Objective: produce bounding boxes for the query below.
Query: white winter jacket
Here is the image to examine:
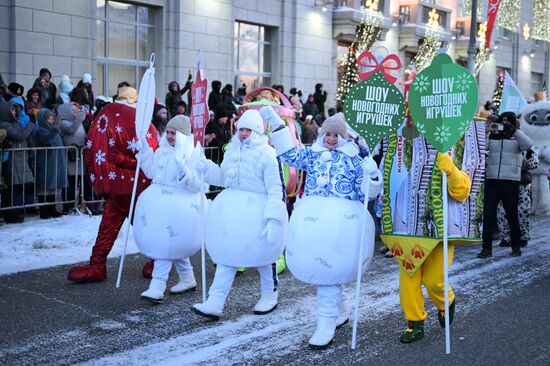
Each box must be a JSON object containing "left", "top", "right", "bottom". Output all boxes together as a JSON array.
[
  {"left": 140, "top": 131, "right": 202, "bottom": 192},
  {"left": 205, "top": 133, "right": 287, "bottom": 224}
]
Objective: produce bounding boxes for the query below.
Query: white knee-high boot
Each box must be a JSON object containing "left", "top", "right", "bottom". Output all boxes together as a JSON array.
[
  {"left": 141, "top": 259, "right": 170, "bottom": 303},
  {"left": 170, "top": 258, "right": 197, "bottom": 294},
  {"left": 254, "top": 263, "right": 278, "bottom": 314},
  {"left": 192, "top": 264, "right": 236, "bottom": 320},
  {"left": 309, "top": 285, "right": 342, "bottom": 349}
]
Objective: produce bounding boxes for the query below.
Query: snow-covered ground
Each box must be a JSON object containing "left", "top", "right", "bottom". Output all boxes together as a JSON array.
[{"left": 0, "top": 214, "right": 139, "bottom": 275}]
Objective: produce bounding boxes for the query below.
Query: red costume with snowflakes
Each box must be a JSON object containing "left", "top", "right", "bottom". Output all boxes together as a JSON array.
[{"left": 67, "top": 96, "right": 159, "bottom": 282}]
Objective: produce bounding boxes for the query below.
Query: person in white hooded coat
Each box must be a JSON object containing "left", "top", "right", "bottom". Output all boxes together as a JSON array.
[
  {"left": 192, "top": 109, "right": 287, "bottom": 319},
  {"left": 134, "top": 115, "right": 204, "bottom": 303},
  {"left": 263, "top": 106, "right": 382, "bottom": 349}
]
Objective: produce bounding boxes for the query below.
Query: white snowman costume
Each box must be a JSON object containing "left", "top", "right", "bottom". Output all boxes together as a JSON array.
[
  {"left": 265, "top": 108, "right": 382, "bottom": 349},
  {"left": 192, "top": 109, "right": 287, "bottom": 319},
  {"left": 134, "top": 115, "right": 204, "bottom": 303}
]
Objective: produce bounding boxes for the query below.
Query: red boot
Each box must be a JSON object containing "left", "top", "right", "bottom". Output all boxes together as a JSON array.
[
  {"left": 67, "top": 196, "right": 129, "bottom": 283},
  {"left": 142, "top": 260, "right": 155, "bottom": 279},
  {"left": 67, "top": 264, "right": 107, "bottom": 282}
]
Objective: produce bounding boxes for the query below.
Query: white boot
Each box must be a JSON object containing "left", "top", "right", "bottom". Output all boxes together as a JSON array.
[
  {"left": 192, "top": 294, "right": 226, "bottom": 320},
  {"left": 309, "top": 316, "right": 337, "bottom": 349},
  {"left": 253, "top": 290, "right": 278, "bottom": 315},
  {"left": 336, "top": 300, "right": 350, "bottom": 328},
  {"left": 140, "top": 279, "right": 166, "bottom": 304},
  {"left": 170, "top": 270, "right": 197, "bottom": 295}
]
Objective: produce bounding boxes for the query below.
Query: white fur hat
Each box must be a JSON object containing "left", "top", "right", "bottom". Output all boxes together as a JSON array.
[{"left": 237, "top": 109, "right": 264, "bottom": 134}]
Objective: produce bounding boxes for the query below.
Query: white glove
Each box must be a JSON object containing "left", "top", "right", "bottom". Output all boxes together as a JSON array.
[
  {"left": 261, "top": 219, "right": 282, "bottom": 246},
  {"left": 196, "top": 157, "right": 210, "bottom": 174},
  {"left": 259, "top": 106, "right": 284, "bottom": 131},
  {"left": 362, "top": 156, "right": 379, "bottom": 179},
  {"left": 176, "top": 156, "right": 187, "bottom": 179},
  {"left": 357, "top": 136, "right": 368, "bottom": 149}
]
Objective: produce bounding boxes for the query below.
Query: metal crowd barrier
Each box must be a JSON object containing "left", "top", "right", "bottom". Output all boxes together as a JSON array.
[
  {"left": 0, "top": 146, "right": 79, "bottom": 211},
  {"left": 0, "top": 145, "right": 222, "bottom": 216}
]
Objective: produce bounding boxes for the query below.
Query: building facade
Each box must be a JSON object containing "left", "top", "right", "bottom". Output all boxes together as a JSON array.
[{"left": 0, "top": 0, "right": 548, "bottom": 111}]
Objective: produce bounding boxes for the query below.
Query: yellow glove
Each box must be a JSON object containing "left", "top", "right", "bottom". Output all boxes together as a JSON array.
[{"left": 436, "top": 152, "right": 471, "bottom": 202}]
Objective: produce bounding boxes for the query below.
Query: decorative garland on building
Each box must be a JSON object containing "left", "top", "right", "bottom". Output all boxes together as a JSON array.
[
  {"left": 475, "top": 21, "right": 489, "bottom": 75},
  {"left": 410, "top": 8, "right": 443, "bottom": 72},
  {"left": 496, "top": 0, "right": 520, "bottom": 33},
  {"left": 336, "top": 1, "right": 382, "bottom": 103},
  {"left": 532, "top": 0, "right": 550, "bottom": 41}
]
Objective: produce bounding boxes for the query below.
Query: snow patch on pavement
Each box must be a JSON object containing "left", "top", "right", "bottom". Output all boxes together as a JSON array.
[{"left": 0, "top": 215, "right": 139, "bottom": 275}]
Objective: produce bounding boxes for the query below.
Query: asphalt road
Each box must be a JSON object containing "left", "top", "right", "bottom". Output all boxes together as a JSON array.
[{"left": 1, "top": 217, "right": 549, "bottom": 366}]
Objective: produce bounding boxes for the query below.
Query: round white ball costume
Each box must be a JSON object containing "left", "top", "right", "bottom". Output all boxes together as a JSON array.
[
  {"left": 268, "top": 110, "right": 381, "bottom": 349},
  {"left": 134, "top": 115, "right": 204, "bottom": 302},
  {"left": 192, "top": 109, "right": 287, "bottom": 319}
]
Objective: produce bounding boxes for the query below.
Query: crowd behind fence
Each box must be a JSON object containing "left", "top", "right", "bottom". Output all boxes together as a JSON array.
[{"left": 1, "top": 145, "right": 221, "bottom": 216}]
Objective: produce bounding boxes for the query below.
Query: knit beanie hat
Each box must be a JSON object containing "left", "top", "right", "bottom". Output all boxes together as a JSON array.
[
  {"left": 237, "top": 109, "right": 264, "bottom": 134},
  {"left": 39, "top": 68, "right": 52, "bottom": 78},
  {"left": 166, "top": 114, "right": 191, "bottom": 136},
  {"left": 8, "top": 83, "right": 24, "bottom": 96},
  {"left": 320, "top": 112, "right": 347, "bottom": 138},
  {"left": 82, "top": 73, "right": 92, "bottom": 84}
]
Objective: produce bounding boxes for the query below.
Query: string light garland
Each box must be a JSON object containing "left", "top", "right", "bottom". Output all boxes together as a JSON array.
[
  {"left": 492, "top": 70, "right": 505, "bottom": 109},
  {"left": 336, "top": 1, "right": 382, "bottom": 103},
  {"left": 532, "top": 0, "right": 550, "bottom": 41},
  {"left": 410, "top": 8, "right": 443, "bottom": 72},
  {"left": 496, "top": 0, "right": 520, "bottom": 33},
  {"left": 461, "top": 0, "right": 485, "bottom": 21},
  {"left": 475, "top": 21, "right": 489, "bottom": 75}
]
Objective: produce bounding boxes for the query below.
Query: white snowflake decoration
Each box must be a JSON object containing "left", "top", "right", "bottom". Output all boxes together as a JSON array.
[
  {"left": 95, "top": 150, "right": 106, "bottom": 165},
  {"left": 89, "top": 173, "right": 95, "bottom": 182},
  {"left": 146, "top": 132, "right": 152, "bottom": 139},
  {"left": 415, "top": 122, "right": 427, "bottom": 134},
  {"left": 121, "top": 175, "right": 125, "bottom": 180},
  {"left": 456, "top": 73, "right": 473, "bottom": 92},
  {"left": 97, "top": 115, "right": 109, "bottom": 134},
  {"left": 130, "top": 177, "right": 135, "bottom": 182},
  {"left": 459, "top": 119, "right": 471, "bottom": 132},
  {"left": 115, "top": 125, "right": 123, "bottom": 134},
  {"left": 414, "top": 74, "right": 430, "bottom": 93},
  {"left": 127, "top": 138, "right": 137, "bottom": 152},
  {"left": 108, "top": 171, "right": 116, "bottom": 180},
  {"left": 434, "top": 125, "right": 452, "bottom": 144},
  {"left": 86, "top": 139, "right": 93, "bottom": 149},
  {"left": 108, "top": 138, "right": 115, "bottom": 147}
]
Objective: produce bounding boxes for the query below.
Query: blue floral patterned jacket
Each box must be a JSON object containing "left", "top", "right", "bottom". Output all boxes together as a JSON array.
[{"left": 271, "top": 128, "right": 365, "bottom": 202}]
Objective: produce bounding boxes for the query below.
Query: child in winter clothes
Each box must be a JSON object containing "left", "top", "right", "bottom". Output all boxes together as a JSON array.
[
  {"left": 135, "top": 115, "right": 203, "bottom": 303},
  {"left": 32, "top": 109, "right": 68, "bottom": 219},
  {"left": 192, "top": 109, "right": 287, "bottom": 320},
  {"left": 265, "top": 107, "right": 381, "bottom": 349}
]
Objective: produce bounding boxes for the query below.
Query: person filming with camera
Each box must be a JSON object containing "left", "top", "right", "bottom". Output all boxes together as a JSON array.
[{"left": 478, "top": 112, "right": 533, "bottom": 258}]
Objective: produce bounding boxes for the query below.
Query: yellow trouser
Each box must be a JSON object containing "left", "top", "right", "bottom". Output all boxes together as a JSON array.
[{"left": 399, "top": 242, "right": 455, "bottom": 321}]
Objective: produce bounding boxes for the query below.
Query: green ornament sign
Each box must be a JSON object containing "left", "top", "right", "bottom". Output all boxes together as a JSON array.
[
  {"left": 408, "top": 53, "right": 478, "bottom": 152},
  {"left": 343, "top": 71, "right": 406, "bottom": 151}
]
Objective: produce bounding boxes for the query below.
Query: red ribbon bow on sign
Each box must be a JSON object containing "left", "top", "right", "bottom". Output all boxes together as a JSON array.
[{"left": 357, "top": 51, "right": 401, "bottom": 84}]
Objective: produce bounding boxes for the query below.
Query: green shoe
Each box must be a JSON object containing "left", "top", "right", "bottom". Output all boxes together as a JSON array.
[
  {"left": 276, "top": 254, "right": 286, "bottom": 275},
  {"left": 399, "top": 320, "right": 424, "bottom": 343},
  {"left": 437, "top": 300, "right": 456, "bottom": 328},
  {"left": 237, "top": 267, "right": 247, "bottom": 273}
]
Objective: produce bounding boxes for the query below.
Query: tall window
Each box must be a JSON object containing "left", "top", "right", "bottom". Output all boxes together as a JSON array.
[
  {"left": 234, "top": 22, "right": 272, "bottom": 90},
  {"left": 531, "top": 72, "right": 544, "bottom": 96},
  {"left": 96, "top": 0, "right": 154, "bottom": 97}
]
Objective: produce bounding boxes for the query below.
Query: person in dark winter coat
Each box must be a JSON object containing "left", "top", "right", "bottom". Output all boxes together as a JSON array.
[
  {"left": 0, "top": 73, "right": 7, "bottom": 99},
  {"left": 313, "top": 83, "right": 327, "bottom": 117},
  {"left": 302, "top": 94, "right": 319, "bottom": 121},
  {"left": 221, "top": 84, "right": 236, "bottom": 106},
  {"left": 205, "top": 103, "right": 233, "bottom": 164},
  {"left": 31, "top": 109, "right": 68, "bottom": 219},
  {"left": 165, "top": 76, "right": 192, "bottom": 119},
  {"left": 478, "top": 112, "right": 533, "bottom": 258},
  {"left": 208, "top": 80, "right": 222, "bottom": 112},
  {"left": 75, "top": 73, "right": 95, "bottom": 111},
  {"left": 0, "top": 101, "right": 35, "bottom": 223},
  {"left": 152, "top": 104, "right": 169, "bottom": 136},
  {"left": 33, "top": 68, "right": 57, "bottom": 109}
]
